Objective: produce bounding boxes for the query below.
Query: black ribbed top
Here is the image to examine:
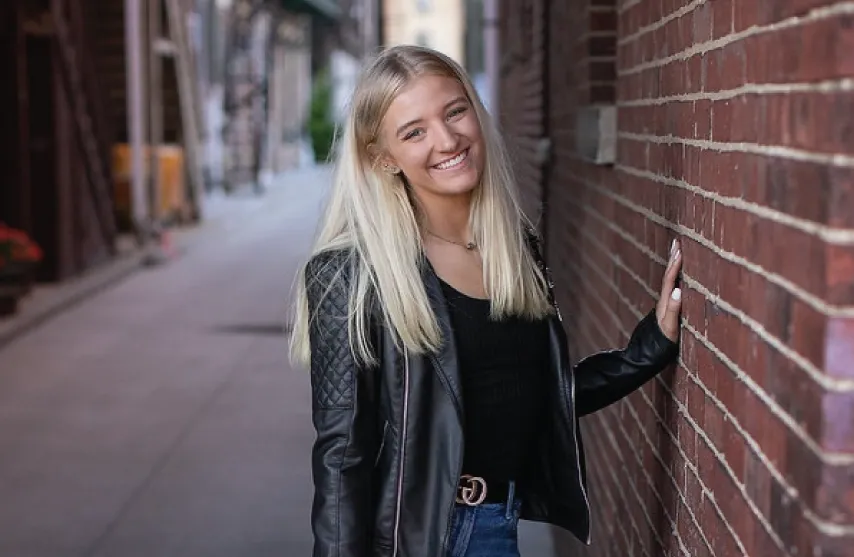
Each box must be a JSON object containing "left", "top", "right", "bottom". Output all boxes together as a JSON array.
[{"left": 439, "top": 277, "right": 550, "bottom": 483}]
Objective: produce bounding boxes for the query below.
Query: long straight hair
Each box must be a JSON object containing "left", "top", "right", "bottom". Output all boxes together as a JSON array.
[{"left": 290, "top": 45, "right": 552, "bottom": 367}]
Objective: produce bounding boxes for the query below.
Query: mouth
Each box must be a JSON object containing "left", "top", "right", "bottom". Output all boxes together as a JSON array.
[{"left": 432, "top": 148, "right": 469, "bottom": 171}]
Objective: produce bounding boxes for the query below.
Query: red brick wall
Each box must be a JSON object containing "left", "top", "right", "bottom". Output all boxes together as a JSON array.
[{"left": 500, "top": 0, "right": 854, "bottom": 555}]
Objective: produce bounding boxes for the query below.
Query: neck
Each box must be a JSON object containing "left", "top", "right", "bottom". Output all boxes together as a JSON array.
[{"left": 415, "top": 191, "right": 473, "bottom": 242}]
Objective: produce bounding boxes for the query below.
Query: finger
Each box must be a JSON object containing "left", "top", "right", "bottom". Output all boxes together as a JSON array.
[
  {"left": 660, "top": 286, "right": 683, "bottom": 342},
  {"left": 657, "top": 240, "right": 682, "bottom": 320},
  {"left": 662, "top": 245, "right": 682, "bottom": 292}
]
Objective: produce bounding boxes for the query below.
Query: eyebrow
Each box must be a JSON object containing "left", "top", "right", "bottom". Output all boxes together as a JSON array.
[{"left": 395, "top": 96, "right": 468, "bottom": 137}]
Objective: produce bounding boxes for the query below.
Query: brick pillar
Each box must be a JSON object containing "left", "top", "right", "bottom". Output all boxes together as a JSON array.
[
  {"left": 498, "top": 0, "right": 547, "bottom": 229},
  {"left": 500, "top": 0, "right": 854, "bottom": 554}
]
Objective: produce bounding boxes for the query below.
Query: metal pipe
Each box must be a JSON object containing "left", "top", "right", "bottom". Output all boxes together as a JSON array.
[
  {"left": 483, "top": 0, "right": 499, "bottom": 114},
  {"left": 149, "top": 0, "right": 163, "bottom": 223},
  {"left": 125, "top": 0, "right": 149, "bottom": 234}
]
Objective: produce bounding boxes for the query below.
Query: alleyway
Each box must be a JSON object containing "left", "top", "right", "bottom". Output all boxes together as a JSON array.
[{"left": 0, "top": 169, "right": 329, "bottom": 557}]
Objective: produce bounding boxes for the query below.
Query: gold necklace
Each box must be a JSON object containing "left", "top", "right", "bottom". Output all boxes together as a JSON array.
[{"left": 426, "top": 230, "right": 478, "bottom": 251}]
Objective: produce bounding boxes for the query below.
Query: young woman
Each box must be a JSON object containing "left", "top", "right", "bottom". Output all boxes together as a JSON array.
[{"left": 290, "top": 45, "right": 683, "bottom": 557}]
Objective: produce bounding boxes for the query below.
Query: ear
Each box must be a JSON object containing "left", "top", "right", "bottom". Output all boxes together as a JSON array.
[{"left": 368, "top": 142, "right": 401, "bottom": 175}]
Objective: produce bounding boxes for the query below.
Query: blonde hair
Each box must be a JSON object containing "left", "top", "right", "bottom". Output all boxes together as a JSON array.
[{"left": 289, "top": 44, "right": 552, "bottom": 366}]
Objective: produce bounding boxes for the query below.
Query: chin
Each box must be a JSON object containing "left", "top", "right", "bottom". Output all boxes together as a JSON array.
[{"left": 431, "top": 171, "right": 481, "bottom": 197}]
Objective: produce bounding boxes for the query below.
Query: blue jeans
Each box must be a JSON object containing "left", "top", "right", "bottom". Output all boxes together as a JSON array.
[{"left": 445, "top": 481, "right": 522, "bottom": 557}]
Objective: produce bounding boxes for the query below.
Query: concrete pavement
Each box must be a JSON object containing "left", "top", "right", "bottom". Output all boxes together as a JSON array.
[
  {"left": 0, "top": 166, "right": 560, "bottom": 557},
  {"left": 0, "top": 167, "right": 328, "bottom": 557}
]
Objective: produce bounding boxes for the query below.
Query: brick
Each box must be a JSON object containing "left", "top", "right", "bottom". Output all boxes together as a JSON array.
[
  {"left": 589, "top": 35, "right": 617, "bottom": 56},
  {"left": 769, "top": 475, "right": 799, "bottom": 550},
  {"left": 824, "top": 167, "right": 854, "bottom": 228},
  {"left": 590, "top": 9, "right": 617, "bottom": 32},
  {"left": 761, "top": 155, "right": 832, "bottom": 226},
  {"left": 711, "top": 0, "right": 733, "bottom": 39},
  {"left": 788, "top": 298, "right": 827, "bottom": 376},
  {"left": 590, "top": 59, "right": 617, "bottom": 81},
  {"left": 732, "top": 0, "right": 763, "bottom": 32},
  {"left": 702, "top": 498, "right": 742, "bottom": 557},
  {"left": 826, "top": 245, "right": 854, "bottom": 305},
  {"left": 744, "top": 448, "right": 772, "bottom": 514},
  {"left": 812, "top": 532, "right": 854, "bottom": 557},
  {"left": 717, "top": 472, "right": 757, "bottom": 555},
  {"left": 721, "top": 412, "right": 747, "bottom": 477}
]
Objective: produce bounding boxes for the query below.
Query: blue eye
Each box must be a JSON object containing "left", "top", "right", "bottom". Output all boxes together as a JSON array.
[
  {"left": 404, "top": 129, "right": 424, "bottom": 140},
  {"left": 448, "top": 106, "right": 467, "bottom": 118}
]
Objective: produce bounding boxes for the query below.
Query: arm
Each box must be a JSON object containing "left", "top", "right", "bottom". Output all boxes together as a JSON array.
[
  {"left": 306, "top": 252, "right": 378, "bottom": 557},
  {"left": 573, "top": 309, "right": 678, "bottom": 417},
  {"left": 574, "top": 239, "right": 683, "bottom": 417}
]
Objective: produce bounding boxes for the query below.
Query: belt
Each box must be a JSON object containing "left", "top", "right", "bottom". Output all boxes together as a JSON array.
[{"left": 455, "top": 475, "right": 514, "bottom": 506}]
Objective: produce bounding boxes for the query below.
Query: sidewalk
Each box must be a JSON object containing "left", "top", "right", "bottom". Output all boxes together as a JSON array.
[
  {"left": 0, "top": 166, "right": 331, "bottom": 349},
  {"left": 0, "top": 236, "right": 150, "bottom": 349},
  {"left": 0, "top": 165, "right": 331, "bottom": 556}
]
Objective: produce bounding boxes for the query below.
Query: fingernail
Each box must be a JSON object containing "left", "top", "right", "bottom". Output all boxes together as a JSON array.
[
  {"left": 671, "top": 287, "right": 682, "bottom": 301},
  {"left": 670, "top": 239, "right": 676, "bottom": 255}
]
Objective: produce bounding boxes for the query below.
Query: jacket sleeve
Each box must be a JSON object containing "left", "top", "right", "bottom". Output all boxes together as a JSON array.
[
  {"left": 573, "top": 309, "right": 679, "bottom": 417},
  {"left": 306, "top": 252, "right": 378, "bottom": 557}
]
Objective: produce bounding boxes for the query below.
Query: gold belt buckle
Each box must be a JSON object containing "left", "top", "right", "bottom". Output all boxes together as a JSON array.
[{"left": 456, "top": 474, "right": 487, "bottom": 506}]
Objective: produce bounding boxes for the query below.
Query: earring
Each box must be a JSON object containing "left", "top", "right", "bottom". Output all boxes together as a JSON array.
[{"left": 383, "top": 164, "right": 400, "bottom": 175}]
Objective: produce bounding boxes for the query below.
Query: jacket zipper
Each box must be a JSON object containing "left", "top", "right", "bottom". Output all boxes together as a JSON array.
[
  {"left": 432, "top": 354, "right": 463, "bottom": 556},
  {"left": 545, "top": 257, "right": 592, "bottom": 544},
  {"left": 392, "top": 350, "right": 410, "bottom": 557},
  {"left": 567, "top": 358, "right": 592, "bottom": 544}
]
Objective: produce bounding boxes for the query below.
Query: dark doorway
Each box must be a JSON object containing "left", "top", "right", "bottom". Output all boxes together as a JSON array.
[
  {"left": 25, "top": 33, "right": 58, "bottom": 281},
  {"left": 0, "top": 3, "right": 23, "bottom": 228}
]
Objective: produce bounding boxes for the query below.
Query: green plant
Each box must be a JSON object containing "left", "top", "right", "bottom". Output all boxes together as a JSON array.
[{"left": 308, "top": 70, "right": 336, "bottom": 163}]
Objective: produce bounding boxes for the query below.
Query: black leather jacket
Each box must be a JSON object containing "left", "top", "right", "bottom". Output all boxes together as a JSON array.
[{"left": 305, "top": 242, "right": 678, "bottom": 557}]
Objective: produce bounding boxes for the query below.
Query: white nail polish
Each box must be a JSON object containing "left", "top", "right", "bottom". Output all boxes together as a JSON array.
[
  {"left": 671, "top": 288, "right": 682, "bottom": 301},
  {"left": 670, "top": 239, "right": 676, "bottom": 255}
]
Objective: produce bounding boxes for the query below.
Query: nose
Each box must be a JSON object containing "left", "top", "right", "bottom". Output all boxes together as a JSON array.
[{"left": 434, "top": 122, "right": 459, "bottom": 152}]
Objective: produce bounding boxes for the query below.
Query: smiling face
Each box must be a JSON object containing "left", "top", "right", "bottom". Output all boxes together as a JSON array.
[{"left": 376, "top": 74, "right": 485, "bottom": 203}]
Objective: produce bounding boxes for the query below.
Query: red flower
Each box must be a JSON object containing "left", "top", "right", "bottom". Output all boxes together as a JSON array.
[{"left": 0, "top": 222, "right": 43, "bottom": 267}]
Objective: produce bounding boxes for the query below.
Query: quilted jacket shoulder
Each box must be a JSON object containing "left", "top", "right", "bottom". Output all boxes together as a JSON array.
[{"left": 304, "top": 248, "right": 358, "bottom": 409}]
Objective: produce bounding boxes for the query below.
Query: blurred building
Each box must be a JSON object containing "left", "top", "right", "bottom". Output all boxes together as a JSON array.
[
  {"left": 0, "top": 0, "right": 378, "bottom": 304},
  {"left": 1, "top": 0, "right": 124, "bottom": 281},
  {"left": 218, "top": 0, "right": 380, "bottom": 188},
  {"left": 381, "top": 0, "right": 464, "bottom": 64}
]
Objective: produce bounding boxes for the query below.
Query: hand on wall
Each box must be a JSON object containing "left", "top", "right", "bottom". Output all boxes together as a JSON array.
[{"left": 656, "top": 238, "right": 683, "bottom": 342}]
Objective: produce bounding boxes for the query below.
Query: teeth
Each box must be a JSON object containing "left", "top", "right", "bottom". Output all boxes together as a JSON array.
[{"left": 436, "top": 150, "right": 467, "bottom": 170}]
